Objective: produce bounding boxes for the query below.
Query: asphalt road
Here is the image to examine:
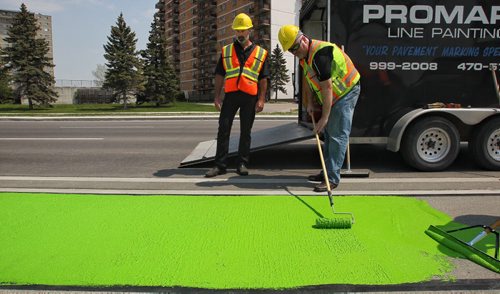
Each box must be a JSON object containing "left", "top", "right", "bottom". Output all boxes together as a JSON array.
[
  {"left": 1, "top": 119, "right": 499, "bottom": 194},
  {"left": 0, "top": 118, "right": 499, "bottom": 289}
]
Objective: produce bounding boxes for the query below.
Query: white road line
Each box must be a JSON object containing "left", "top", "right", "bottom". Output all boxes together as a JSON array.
[
  {"left": 1, "top": 188, "right": 499, "bottom": 196},
  {"left": 0, "top": 116, "right": 295, "bottom": 121},
  {"left": 0, "top": 176, "right": 498, "bottom": 184},
  {"left": 0, "top": 138, "right": 104, "bottom": 141},
  {"left": 60, "top": 126, "right": 155, "bottom": 129}
]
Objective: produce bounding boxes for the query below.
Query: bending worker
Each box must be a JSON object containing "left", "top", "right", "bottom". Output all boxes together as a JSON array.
[
  {"left": 278, "top": 25, "right": 361, "bottom": 192},
  {"left": 205, "top": 13, "right": 269, "bottom": 178}
]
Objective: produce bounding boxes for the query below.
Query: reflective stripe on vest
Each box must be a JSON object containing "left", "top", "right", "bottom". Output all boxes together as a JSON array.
[
  {"left": 222, "top": 44, "right": 268, "bottom": 96},
  {"left": 300, "top": 40, "right": 360, "bottom": 106}
]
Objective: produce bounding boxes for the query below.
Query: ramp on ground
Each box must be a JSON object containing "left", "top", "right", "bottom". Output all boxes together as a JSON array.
[{"left": 180, "top": 122, "right": 313, "bottom": 167}]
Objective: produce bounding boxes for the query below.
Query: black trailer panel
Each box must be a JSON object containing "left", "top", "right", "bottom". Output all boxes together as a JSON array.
[{"left": 300, "top": 0, "right": 500, "bottom": 137}]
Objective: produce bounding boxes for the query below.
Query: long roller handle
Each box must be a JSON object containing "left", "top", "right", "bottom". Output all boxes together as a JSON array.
[
  {"left": 311, "top": 116, "right": 333, "bottom": 204},
  {"left": 311, "top": 115, "right": 355, "bottom": 224}
]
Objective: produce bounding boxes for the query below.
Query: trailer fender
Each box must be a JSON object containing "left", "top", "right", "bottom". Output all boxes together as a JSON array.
[{"left": 387, "top": 108, "right": 500, "bottom": 152}]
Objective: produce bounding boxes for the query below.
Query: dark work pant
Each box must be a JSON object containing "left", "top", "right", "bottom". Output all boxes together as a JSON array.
[{"left": 214, "top": 93, "right": 257, "bottom": 169}]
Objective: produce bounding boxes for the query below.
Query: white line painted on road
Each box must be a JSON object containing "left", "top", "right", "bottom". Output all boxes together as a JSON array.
[
  {"left": 0, "top": 176, "right": 498, "bottom": 184},
  {"left": 60, "top": 126, "right": 155, "bottom": 129},
  {"left": 0, "top": 138, "right": 104, "bottom": 141},
  {"left": 1, "top": 187, "right": 499, "bottom": 196},
  {"left": 0, "top": 116, "right": 295, "bottom": 121}
]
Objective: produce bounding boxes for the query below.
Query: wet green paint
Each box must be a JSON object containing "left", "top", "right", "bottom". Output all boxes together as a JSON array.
[
  {"left": 425, "top": 225, "right": 499, "bottom": 273},
  {"left": 0, "top": 193, "right": 457, "bottom": 289}
]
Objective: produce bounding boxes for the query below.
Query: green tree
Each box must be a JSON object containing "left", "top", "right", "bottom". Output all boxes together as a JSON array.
[
  {"left": 103, "top": 13, "right": 143, "bottom": 109},
  {"left": 140, "top": 13, "right": 179, "bottom": 106},
  {"left": 269, "top": 44, "right": 290, "bottom": 102},
  {"left": 2, "top": 3, "right": 57, "bottom": 109},
  {"left": 0, "top": 59, "right": 13, "bottom": 103}
]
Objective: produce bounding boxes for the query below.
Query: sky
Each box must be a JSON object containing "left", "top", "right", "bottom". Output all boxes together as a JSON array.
[{"left": 0, "top": 0, "right": 158, "bottom": 81}]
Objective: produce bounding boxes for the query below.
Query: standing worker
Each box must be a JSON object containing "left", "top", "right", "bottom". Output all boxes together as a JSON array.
[
  {"left": 205, "top": 13, "right": 269, "bottom": 178},
  {"left": 278, "top": 25, "right": 361, "bottom": 192}
]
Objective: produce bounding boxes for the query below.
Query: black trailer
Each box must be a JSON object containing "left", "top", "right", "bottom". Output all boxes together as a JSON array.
[{"left": 182, "top": 0, "right": 500, "bottom": 171}]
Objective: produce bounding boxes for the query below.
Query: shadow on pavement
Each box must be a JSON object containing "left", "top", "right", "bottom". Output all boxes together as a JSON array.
[
  {"left": 173, "top": 142, "right": 482, "bottom": 174},
  {"left": 194, "top": 174, "right": 315, "bottom": 190}
]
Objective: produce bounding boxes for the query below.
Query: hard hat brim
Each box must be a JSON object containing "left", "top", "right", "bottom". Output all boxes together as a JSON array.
[{"left": 232, "top": 26, "right": 253, "bottom": 30}]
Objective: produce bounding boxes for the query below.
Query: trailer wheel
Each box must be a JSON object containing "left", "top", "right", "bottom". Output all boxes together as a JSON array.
[
  {"left": 401, "top": 117, "right": 460, "bottom": 171},
  {"left": 470, "top": 117, "right": 500, "bottom": 170}
]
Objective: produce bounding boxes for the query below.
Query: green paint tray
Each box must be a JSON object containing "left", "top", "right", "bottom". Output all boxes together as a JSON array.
[{"left": 425, "top": 225, "right": 500, "bottom": 273}]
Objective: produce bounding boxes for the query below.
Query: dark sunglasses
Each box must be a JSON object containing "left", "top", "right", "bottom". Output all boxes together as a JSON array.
[{"left": 288, "top": 42, "right": 300, "bottom": 53}]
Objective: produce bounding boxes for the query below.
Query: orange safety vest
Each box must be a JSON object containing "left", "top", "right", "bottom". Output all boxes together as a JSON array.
[{"left": 222, "top": 43, "right": 268, "bottom": 96}]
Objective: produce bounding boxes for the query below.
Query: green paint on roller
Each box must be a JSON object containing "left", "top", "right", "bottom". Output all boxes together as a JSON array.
[
  {"left": 0, "top": 193, "right": 456, "bottom": 289},
  {"left": 314, "top": 217, "right": 352, "bottom": 229}
]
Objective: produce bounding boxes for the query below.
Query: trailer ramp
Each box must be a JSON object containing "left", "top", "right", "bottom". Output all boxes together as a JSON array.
[{"left": 180, "top": 122, "right": 313, "bottom": 167}]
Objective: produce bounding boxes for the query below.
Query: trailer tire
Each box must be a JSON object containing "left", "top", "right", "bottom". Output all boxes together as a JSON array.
[
  {"left": 470, "top": 117, "right": 500, "bottom": 170},
  {"left": 401, "top": 117, "right": 460, "bottom": 171}
]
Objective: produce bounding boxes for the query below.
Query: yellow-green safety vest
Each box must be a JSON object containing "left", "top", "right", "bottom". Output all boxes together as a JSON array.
[{"left": 300, "top": 40, "right": 360, "bottom": 106}]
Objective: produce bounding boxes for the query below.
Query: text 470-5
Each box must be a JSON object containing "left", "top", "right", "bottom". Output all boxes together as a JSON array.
[
  {"left": 457, "top": 63, "right": 500, "bottom": 71},
  {"left": 369, "top": 62, "right": 438, "bottom": 71}
]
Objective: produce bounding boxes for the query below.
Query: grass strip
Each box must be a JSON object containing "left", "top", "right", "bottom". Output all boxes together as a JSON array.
[{"left": 0, "top": 102, "right": 217, "bottom": 114}]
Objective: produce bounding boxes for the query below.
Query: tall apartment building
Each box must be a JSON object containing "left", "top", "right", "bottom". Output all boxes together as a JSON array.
[
  {"left": 0, "top": 9, "right": 54, "bottom": 78},
  {"left": 157, "top": 0, "right": 276, "bottom": 101}
]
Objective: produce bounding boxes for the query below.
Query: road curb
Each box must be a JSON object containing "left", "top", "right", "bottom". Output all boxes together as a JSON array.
[{"left": 2, "top": 188, "right": 499, "bottom": 196}]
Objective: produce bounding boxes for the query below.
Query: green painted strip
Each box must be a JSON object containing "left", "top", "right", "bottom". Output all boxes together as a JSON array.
[{"left": 0, "top": 193, "right": 460, "bottom": 288}]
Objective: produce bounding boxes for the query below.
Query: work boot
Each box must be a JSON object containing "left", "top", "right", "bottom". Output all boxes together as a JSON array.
[
  {"left": 236, "top": 163, "right": 249, "bottom": 176},
  {"left": 313, "top": 181, "right": 338, "bottom": 192},
  {"left": 307, "top": 171, "right": 324, "bottom": 182},
  {"left": 205, "top": 166, "right": 226, "bottom": 178}
]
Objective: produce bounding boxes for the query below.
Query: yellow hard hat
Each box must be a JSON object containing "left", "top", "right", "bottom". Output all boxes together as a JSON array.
[
  {"left": 232, "top": 13, "right": 253, "bottom": 30},
  {"left": 278, "top": 25, "right": 301, "bottom": 51}
]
